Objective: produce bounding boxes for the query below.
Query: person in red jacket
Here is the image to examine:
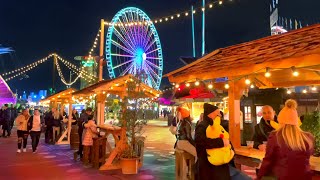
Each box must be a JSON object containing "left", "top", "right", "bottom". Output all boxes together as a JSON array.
[{"left": 257, "top": 99, "right": 314, "bottom": 180}]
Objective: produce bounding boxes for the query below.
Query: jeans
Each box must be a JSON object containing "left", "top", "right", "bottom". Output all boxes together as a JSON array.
[
  {"left": 229, "top": 165, "right": 252, "bottom": 180},
  {"left": 77, "top": 131, "right": 83, "bottom": 157},
  {"left": 17, "top": 130, "right": 29, "bottom": 149},
  {"left": 30, "top": 131, "right": 41, "bottom": 152}
]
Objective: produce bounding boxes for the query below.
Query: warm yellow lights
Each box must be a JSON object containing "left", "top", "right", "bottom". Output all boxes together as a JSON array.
[
  {"left": 245, "top": 78, "right": 251, "bottom": 85},
  {"left": 195, "top": 81, "right": 200, "bottom": 86},
  {"left": 186, "top": 83, "right": 190, "bottom": 87},
  {"left": 265, "top": 67, "right": 271, "bottom": 77},
  {"left": 224, "top": 83, "right": 230, "bottom": 89}
]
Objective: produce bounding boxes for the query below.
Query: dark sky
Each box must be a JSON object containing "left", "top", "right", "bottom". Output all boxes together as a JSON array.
[{"left": 0, "top": 0, "right": 319, "bottom": 94}]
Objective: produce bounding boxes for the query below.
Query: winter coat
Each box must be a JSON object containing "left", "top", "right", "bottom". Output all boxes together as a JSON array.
[
  {"left": 177, "top": 118, "right": 195, "bottom": 146},
  {"left": 258, "top": 131, "right": 314, "bottom": 180},
  {"left": 44, "top": 111, "right": 54, "bottom": 127},
  {"left": 53, "top": 115, "right": 63, "bottom": 127},
  {"left": 195, "top": 118, "right": 230, "bottom": 180},
  {"left": 72, "top": 112, "right": 79, "bottom": 125},
  {"left": 82, "top": 120, "right": 98, "bottom": 146},
  {"left": 16, "top": 114, "right": 30, "bottom": 131},
  {"left": 252, "top": 116, "right": 278, "bottom": 149},
  {"left": 78, "top": 113, "right": 89, "bottom": 134},
  {"left": 27, "top": 115, "right": 44, "bottom": 131}
]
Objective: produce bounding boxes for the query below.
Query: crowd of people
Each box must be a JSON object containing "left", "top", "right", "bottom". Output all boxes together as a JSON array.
[
  {"left": 171, "top": 99, "right": 315, "bottom": 180},
  {"left": 1, "top": 104, "right": 98, "bottom": 159}
]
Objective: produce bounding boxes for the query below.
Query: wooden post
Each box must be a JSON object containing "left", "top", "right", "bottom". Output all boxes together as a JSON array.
[
  {"left": 96, "top": 92, "right": 106, "bottom": 125},
  {"left": 99, "top": 19, "right": 105, "bottom": 82},
  {"left": 228, "top": 78, "right": 246, "bottom": 148}
]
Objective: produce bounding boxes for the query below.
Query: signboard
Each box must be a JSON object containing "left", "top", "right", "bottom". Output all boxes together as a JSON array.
[{"left": 270, "top": 8, "right": 278, "bottom": 28}]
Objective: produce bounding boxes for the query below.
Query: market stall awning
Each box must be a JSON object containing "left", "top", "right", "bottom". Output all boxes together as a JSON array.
[
  {"left": 165, "top": 24, "right": 320, "bottom": 89},
  {"left": 40, "top": 88, "right": 77, "bottom": 103},
  {"left": 0, "top": 75, "right": 16, "bottom": 104},
  {"left": 72, "top": 74, "right": 162, "bottom": 98}
]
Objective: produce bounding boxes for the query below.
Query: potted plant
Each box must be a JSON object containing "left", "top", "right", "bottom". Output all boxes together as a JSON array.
[
  {"left": 300, "top": 111, "right": 320, "bottom": 157},
  {"left": 119, "top": 75, "right": 149, "bottom": 174}
]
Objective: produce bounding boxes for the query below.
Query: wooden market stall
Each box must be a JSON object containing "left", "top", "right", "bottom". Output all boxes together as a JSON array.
[
  {"left": 72, "top": 74, "right": 161, "bottom": 171},
  {"left": 40, "top": 88, "right": 76, "bottom": 145},
  {"left": 165, "top": 24, "right": 320, "bottom": 171}
]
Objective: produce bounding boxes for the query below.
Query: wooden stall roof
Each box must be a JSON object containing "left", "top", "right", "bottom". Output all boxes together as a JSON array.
[
  {"left": 165, "top": 24, "right": 320, "bottom": 88},
  {"left": 72, "top": 74, "right": 162, "bottom": 98},
  {"left": 40, "top": 88, "right": 77, "bottom": 103}
]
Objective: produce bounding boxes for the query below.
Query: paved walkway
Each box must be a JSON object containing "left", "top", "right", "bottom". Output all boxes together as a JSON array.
[{"left": 0, "top": 125, "right": 176, "bottom": 180}]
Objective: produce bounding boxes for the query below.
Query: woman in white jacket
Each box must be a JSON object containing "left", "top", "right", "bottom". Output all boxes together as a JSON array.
[{"left": 15, "top": 109, "right": 31, "bottom": 153}]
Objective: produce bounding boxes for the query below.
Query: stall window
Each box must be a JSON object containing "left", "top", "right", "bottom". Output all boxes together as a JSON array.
[
  {"left": 256, "top": 106, "right": 264, "bottom": 124},
  {"left": 244, "top": 106, "right": 252, "bottom": 123}
]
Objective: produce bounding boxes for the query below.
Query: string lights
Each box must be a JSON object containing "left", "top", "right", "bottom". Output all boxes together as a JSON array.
[
  {"left": 172, "top": 66, "right": 319, "bottom": 94},
  {"left": 4, "top": 54, "right": 54, "bottom": 81},
  {"left": 1, "top": 54, "right": 54, "bottom": 76},
  {"left": 103, "top": 0, "right": 228, "bottom": 26},
  {"left": 55, "top": 58, "right": 82, "bottom": 86},
  {"left": 55, "top": 54, "right": 98, "bottom": 80},
  {"left": 88, "top": 29, "right": 101, "bottom": 58}
]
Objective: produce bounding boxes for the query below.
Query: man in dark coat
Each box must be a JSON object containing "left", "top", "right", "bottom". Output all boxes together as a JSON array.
[
  {"left": 252, "top": 105, "right": 278, "bottom": 150},
  {"left": 195, "top": 103, "right": 230, "bottom": 180},
  {"left": 44, "top": 108, "right": 55, "bottom": 144},
  {"left": 195, "top": 103, "right": 251, "bottom": 180},
  {"left": 75, "top": 107, "right": 92, "bottom": 159},
  {"left": 1, "top": 104, "right": 10, "bottom": 137}
]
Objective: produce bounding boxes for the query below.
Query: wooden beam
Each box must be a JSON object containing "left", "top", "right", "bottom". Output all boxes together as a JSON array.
[
  {"left": 254, "top": 74, "right": 274, "bottom": 89},
  {"left": 272, "top": 80, "right": 320, "bottom": 87},
  {"left": 228, "top": 78, "right": 246, "bottom": 148}
]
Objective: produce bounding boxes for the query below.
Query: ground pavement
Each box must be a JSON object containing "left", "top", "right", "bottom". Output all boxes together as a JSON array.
[{"left": 0, "top": 120, "right": 261, "bottom": 180}]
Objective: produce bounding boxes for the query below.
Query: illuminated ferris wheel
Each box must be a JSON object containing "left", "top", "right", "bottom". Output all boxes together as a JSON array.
[{"left": 105, "top": 7, "right": 163, "bottom": 90}]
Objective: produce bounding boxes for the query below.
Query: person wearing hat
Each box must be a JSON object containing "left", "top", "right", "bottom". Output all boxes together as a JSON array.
[
  {"left": 175, "top": 107, "right": 197, "bottom": 161},
  {"left": 195, "top": 103, "right": 231, "bottom": 180},
  {"left": 195, "top": 103, "right": 251, "bottom": 180},
  {"left": 74, "top": 107, "right": 93, "bottom": 160},
  {"left": 258, "top": 99, "right": 314, "bottom": 180}
]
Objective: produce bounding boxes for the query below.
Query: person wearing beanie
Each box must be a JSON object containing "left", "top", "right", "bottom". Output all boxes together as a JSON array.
[
  {"left": 195, "top": 103, "right": 231, "bottom": 180},
  {"left": 252, "top": 105, "right": 279, "bottom": 151},
  {"left": 175, "top": 107, "right": 197, "bottom": 162},
  {"left": 258, "top": 99, "right": 314, "bottom": 180},
  {"left": 194, "top": 103, "right": 251, "bottom": 180}
]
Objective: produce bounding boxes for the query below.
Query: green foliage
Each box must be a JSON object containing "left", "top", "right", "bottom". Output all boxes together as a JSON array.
[
  {"left": 120, "top": 78, "right": 148, "bottom": 159},
  {"left": 300, "top": 111, "right": 320, "bottom": 156}
]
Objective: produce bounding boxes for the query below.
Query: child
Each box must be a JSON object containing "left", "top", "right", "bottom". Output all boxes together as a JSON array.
[{"left": 82, "top": 115, "right": 98, "bottom": 165}]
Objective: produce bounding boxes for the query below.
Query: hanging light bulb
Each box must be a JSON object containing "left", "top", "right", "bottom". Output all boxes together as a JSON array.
[
  {"left": 311, "top": 86, "right": 317, "bottom": 91},
  {"left": 287, "top": 89, "right": 292, "bottom": 94},
  {"left": 250, "top": 84, "right": 255, "bottom": 88},
  {"left": 208, "top": 83, "right": 213, "bottom": 89},
  {"left": 245, "top": 78, "right": 251, "bottom": 85},
  {"left": 175, "top": 84, "right": 179, "bottom": 88},
  {"left": 195, "top": 81, "right": 200, "bottom": 86},
  {"left": 186, "top": 83, "right": 190, "bottom": 87},
  {"left": 302, "top": 89, "right": 307, "bottom": 93},
  {"left": 265, "top": 67, "right": 271, "bottom": 77},
  {"left": 185, "top": 12, "right": 189, "bottom": 16},
  {"left": 209, "top": 4, "right": 213, "bottom": 8},
  {"left": 291, "top": 66, "right": 299, "bottom": 77},
  {"left": 219, "top": 1, "right": 223, "bottom": 5},
  {"left": 224, "top": 83, "right": 230, "bottom": 89}
]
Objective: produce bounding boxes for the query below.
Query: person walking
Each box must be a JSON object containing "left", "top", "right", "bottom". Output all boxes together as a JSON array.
[
  {"left": 257, "top": 99, "right": 314, "bottom": 180},
  {"left": 1, "top": 104, "right": 11, "bottom": 137},
  {"left": 15, "top": 109, "right": 31, "bottom": 153},
  {"left": 44, "top": 109, "right": 54, "bottom": 144},
  {"left": 28, "top": 109, "right": 43, "bottom": 153}
]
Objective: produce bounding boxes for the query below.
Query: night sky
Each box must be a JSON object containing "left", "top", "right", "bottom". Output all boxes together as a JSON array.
[{"left": 0, "top": 0, "right": 319, "bottom": 95}]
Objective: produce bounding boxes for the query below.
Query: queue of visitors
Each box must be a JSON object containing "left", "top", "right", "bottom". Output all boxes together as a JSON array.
[{"left": 171, "top": 99, "right": 315, "bottom": 180}]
